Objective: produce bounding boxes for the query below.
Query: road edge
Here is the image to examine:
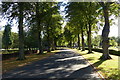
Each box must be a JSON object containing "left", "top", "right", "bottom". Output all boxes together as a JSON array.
[{"left": 72, "top": 49, "right": 106, "bottom": 80}]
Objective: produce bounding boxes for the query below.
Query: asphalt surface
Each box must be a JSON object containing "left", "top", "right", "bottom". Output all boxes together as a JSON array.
[{"left": 2, "top": 49, "right": 102, "bottom": 80}]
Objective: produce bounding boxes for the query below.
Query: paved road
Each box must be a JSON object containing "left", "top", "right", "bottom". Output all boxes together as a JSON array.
[{"left": 2, "top": 49, "right": 102, "bottom": 80}]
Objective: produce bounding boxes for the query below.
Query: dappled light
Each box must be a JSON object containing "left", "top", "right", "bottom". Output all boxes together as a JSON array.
[
  {"left": 74, "top": 49, "right": 119, "bottom": 79},
  {"left": 3, "top": 50, "right": 100, "bottom": 79},
  {"left": 1, "top": 1, "right": 119, "bottom": 80}
]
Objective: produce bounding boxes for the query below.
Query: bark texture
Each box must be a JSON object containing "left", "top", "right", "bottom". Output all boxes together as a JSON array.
[
  {"left": 87, "top": 23, "right": 92, "bottom": 53},
  {"left": 81, "top": 29, "right": 85, "bottom": 51},
  {"left": 17, "top": 3, "right": 25, "bottom": 60},
  {"left": 100, "top": 2, "right": 112, "bottom": 60},
  {"left": 47, "top": 25, "right": 51, "bottom": 52},
  {"left": 36, "top": 3, "right": 43, "bottom": 54},
  {"left": 38, "top": 31, "right": 43, "bottom": 54}
]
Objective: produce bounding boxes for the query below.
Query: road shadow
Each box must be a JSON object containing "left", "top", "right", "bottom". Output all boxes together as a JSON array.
[
  {"left": 67, "top": 60, "right": 105, "bottom": 79},
  {"left": 2, "top": 50, "right": 103, "bottom": 79}
]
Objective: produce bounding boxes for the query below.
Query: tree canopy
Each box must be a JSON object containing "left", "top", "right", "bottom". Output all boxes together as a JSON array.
[{"left": 1, "top": 2, "right": 119, "bottom": 60}]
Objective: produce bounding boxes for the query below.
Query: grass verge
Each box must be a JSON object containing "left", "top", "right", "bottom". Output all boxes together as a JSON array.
[
  {"left": 73, "top": 49, "right": 120, "bottom": 80},
  {"left": 2, "top": 50, "right": 60, "bottom": 73}
]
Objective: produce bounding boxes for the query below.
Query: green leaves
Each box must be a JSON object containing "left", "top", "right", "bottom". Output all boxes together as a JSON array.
[{"left": 2, "top": 24, "right": 12, "bottom": 49}]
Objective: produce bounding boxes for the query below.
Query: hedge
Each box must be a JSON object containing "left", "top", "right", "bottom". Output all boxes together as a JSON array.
[{"left": 85, "top": 48, "right": 120, "bottom": 56}]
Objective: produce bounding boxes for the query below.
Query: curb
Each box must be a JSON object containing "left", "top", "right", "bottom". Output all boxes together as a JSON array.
[{"left": 72, "top": 49, "right": 106, "bottom": 80}]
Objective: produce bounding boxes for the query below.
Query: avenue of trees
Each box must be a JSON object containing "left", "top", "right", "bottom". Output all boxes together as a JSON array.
[
  {"left": 64, "top": 2, "right": 119, "bottom": 60},
  {"left": 1, "top": 2, "right": 119, "bottom": 60}
]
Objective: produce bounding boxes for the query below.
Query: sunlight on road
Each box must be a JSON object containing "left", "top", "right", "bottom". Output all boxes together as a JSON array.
[{"left": 55, "top": 56, "right": 83, "bottom": 61}]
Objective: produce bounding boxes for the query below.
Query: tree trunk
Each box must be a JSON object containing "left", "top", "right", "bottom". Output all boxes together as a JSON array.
[
  {"left": 81, "top": 29, "right": 85, "bottom": 51},
  {"left": 100, "top": 3, "right": 112, "bottom": 60},
  {"left": 78, "top": 34, "right": 80, "bottom": 50},
  {"left": 38, "top": 31, "right": 43, "bottom": 54},
  {"left": 17, "top": 3, "right": 25, "bottom": 60},
  {"left": 47, "top": 26, "right": 51, "bottom": 52},
  {"left": 36, "top": 3, "right": 43, "bottom": 54},
  {"left": 54, "top": 38, "right": 57, "bottom": 50},
  {"left": 72, "top": 37, "right": 74, "bottom": 48},
  {"left": 87, "top": 23, "right": 92, "bottom": 53},
  {"left": 51, "top": 40, "right": 55, "bottom": 51},
  {"left": 69, "top": 41, "right": 72, "bottom": 48}
]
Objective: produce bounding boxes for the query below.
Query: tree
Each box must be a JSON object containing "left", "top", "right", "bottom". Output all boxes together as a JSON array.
[
  {"left": 0, "top": 31, "right": 3, "bottom": 49},
  {"left": 65, "top": 2, "right": 83, "bottom": 50},
  {"left": 82, "top": 2, "right": 99, "bottom": 53},
  {"left": 92, "top": 35, "right": 102, "bottom": 48},
  {"left": 2, "top": 2, "right": 32, "bottom": 60},
  {"left": 19, "top": 2, "right": 63, "bottom": 53},
  {"left": 11, "top": 32, "right": 19, "bottom": 48},
  {"left": 2, "top": 24, "right": 12, "bottom": 49},
  {"left": 47, "top": 14, "right": 63, "bottom": 50},
  {"left": 99, "top": 2, "right": 119, "bottom": 60},
  {"left": 43, "top": 6, "right": 62, "bottom": 51},
  {"left": 109, "top": 37, "right": 118, "bottom": 47},
  {"left": 117, "top": 37, "right": 120, "bottom": 46},
  {"left": 64, "top": 26, "right": 73, "bottom": 48},
  {"left": 35, "top": 2, "right": 43, "bottom": 54},
  {"left": 24, "top": 27, "right": 38, "bottom": 50},
  {"left": 17, "top": 2, "right": 25, "bottom": 60},
  {"left": 65, "top": 2, "right": 99, "bottom": 52},
  {"left": 81, "top": 29, "right": 85, "bottom": 51}
]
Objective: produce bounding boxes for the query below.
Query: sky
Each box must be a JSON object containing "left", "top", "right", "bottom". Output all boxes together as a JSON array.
[
  {"left": 98, "top": 17, "right": 118, "bottom": 37},
  {"left": 0, "top": 2, "right": 119, "bottom": 37},
  {"left": 59, "top": 2, "right": 119, "bottom": 37}
]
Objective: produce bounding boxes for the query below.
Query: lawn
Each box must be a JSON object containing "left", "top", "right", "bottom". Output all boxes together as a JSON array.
[
  {"left": 73, "top": 49, "right": 120, "bottom": 80},
  {"left": 2, "top": 50, "right": 60, "bottom": 73}
]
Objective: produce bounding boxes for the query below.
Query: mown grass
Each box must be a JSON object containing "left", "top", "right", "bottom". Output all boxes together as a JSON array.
[
  {"left": 73, "top": 49, "right": 120, "bottom": 80},
  {"left": 109, "top": 47, "right": 119, "bottom": 51},
  {"left": 2, "top": 50, "right": 60, "bottom": 73},
  {"left": 2, "top": 50, "right": 18, "bottom": 54}
]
